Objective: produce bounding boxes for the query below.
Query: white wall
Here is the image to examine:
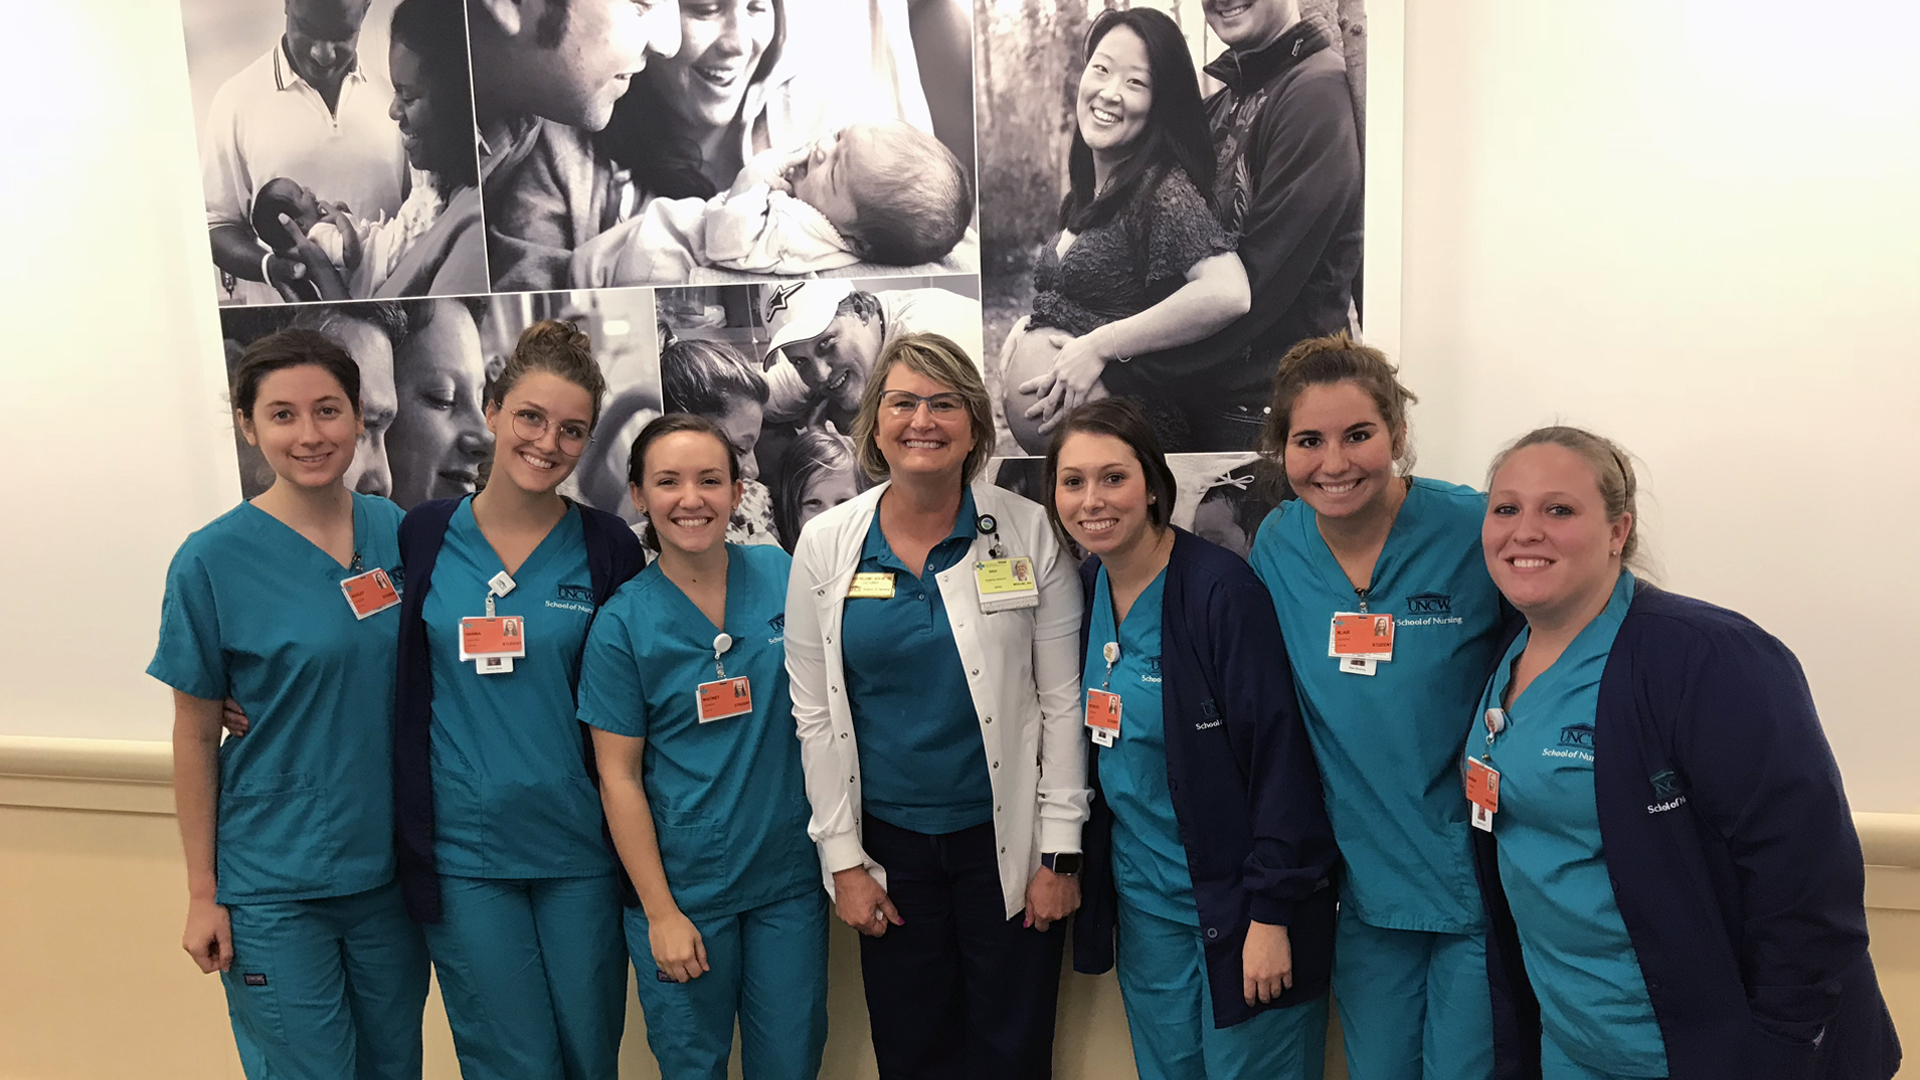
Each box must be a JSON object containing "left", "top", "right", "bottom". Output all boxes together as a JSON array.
[
  {"left": 1, "top": 1, "right": 1915, "bottom": 810},
  {"left": 1397, "top": 1, "right": 1920, "bottom": 813}
]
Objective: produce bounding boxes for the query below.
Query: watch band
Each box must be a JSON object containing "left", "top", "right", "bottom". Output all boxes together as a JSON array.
[{"left": 1041, "top": 851, "right": 1082, "bottom": 876}]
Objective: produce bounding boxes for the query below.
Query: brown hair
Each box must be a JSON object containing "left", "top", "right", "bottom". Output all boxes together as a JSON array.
[
  {"left": 625, "top": 412, "right": 741, "bottom": 553},
  {"left": 1487, "top": 426, "right": 1643, "bottom": 566},
  {"left": 1257, "top": 332, "right": 1418, "bottom": 499},
  {"left": 1041, "top": 399, "right": 1178, "bottom": 552},
  {"left": 231, "top": 327, "right": 361, "bottom": 419},
  {"left": 850, "top": 332, "right": 994, "bottom": 484},
  {"left": 489, "top": 319, "right": 608, "bottom": 426}
]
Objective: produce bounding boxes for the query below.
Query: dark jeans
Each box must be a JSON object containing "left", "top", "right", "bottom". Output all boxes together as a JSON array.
[{"left": 858, "top": 814, "right": 1065, "bottom": 1080}]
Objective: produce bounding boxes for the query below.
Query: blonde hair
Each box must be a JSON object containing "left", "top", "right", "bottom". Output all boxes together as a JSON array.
[
  {"left": 850, "top": 332, "right": 994, "bottom": 483},
  {"left": 1488, "top": 425, "right": 1644, "bottom": 568}
]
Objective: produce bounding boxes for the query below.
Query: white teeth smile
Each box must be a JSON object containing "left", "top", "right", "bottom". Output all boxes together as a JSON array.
[
  {"left": 519, "top": 452, "right": 556, "bottom": 471},
  {"left": 671, "top": 517, "right": 713, "bottom": 528},
  {"left": 1080, "top": 519, "right": 1117, "bottom": 532},
  {"left": 1319, "top": 480, "right": 1358, "bottom": 494},
  {"left": 292, "top": 452, "right": 330, "bottom": 464},
  {"left": 695, "top": 65, "right": 742, "bottom": 86},
  {"left": 1510, "top": 557, "right": 1550, "bottom": 568},
  {"left": 1215, "top": 2, "right": 1252, "bottom": 16},
  {"left": 827, "top": 369, "right": 851, "bottom": 392},
  {"left": 904, "top": 440, "right": 944, "bottom": 449},
  {"left": 1090, "top": 107, "right": 1121, "bottom": 124}
]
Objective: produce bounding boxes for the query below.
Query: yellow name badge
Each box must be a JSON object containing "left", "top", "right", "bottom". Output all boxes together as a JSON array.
[
  {"left": 975, "top": 557, "right": 1039, "bottom": 612},
  {"left": 847, "top": 572, "right": 896, "bottom": 599}
]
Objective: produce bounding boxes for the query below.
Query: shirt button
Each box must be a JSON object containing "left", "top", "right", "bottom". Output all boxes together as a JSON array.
[
  {"left": 840, "top": 733, "right": 848, "bottom": 739},
  {"left": 816, "top": 589, "right": 825, "bottom": 596},
  {"left": 991, "top": 761, "right": 999, "bottom": 769},
  {"left": 825, "top": 636, "right": 832, "bottom": 644},
  {"left": 984, "top": 716, "right": 993, "bottom": 724},
  {"left": 970, "top": 668, "right": 980, "bottom": 676},
  {"left": 1205, "top": 927, "right": 1218, "bottom": 940},
  {"left": 849, "top": 777, "right": 856, "bottom": 784},
  {"left": 999, "top": 847, "right": 1007, "bottom": 854}
]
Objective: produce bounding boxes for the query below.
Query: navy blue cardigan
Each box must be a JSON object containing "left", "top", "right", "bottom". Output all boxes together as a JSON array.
[
  {"left": 1071, "top": 528, "right": 1338, "bottom": 1028},
  {"left": 1474, "top": 583, "right": 1901, "bottom": 1080},
  {"left": 393, "top": 497, "right": 646, "bottom": 923}
]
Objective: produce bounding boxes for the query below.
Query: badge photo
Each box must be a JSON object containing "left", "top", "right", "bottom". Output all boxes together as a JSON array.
[
  {"left": 976, "top": 556, "right": 1039, "bottom": 612},
  {"left": 340, "top": 567, "right": 401, "bottom": 620},
  {"left": 696, "top": 676, "right": 753, "bottom": 722},
  {"left": 460, "top": 615, "right": 528, "bottom": 661},
  {"left": 1085, "top": 688, "right": 1121, "bottom": 747}
]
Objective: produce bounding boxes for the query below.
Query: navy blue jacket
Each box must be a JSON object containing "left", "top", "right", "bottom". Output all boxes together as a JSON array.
[
  {"left": 1071, "top": 528, "right": 1338, "bottom": 1028},
  {"left": 393, "top": 497, "right": 645, "bottom": 923},
  {"left": 1475, "top": 583, "right": 1901, "bottom": 1080}
]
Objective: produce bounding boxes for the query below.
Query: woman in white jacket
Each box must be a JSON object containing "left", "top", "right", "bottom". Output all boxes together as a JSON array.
[{"left": 784, "top": 332, "right": 1089, "bottom": 1079}]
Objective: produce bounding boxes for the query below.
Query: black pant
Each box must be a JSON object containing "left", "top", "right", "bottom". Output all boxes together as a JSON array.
[{"left": 858, "top": 814, "right": 1065, "bottom": 1080}]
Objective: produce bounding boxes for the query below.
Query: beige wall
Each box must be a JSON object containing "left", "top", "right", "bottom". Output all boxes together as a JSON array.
[{"left": 2, "top": 742, "right": 1913, "bottom": 1080}]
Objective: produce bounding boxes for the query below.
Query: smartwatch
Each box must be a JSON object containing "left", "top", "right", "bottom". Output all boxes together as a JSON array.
[{"left": 1041, "top": 852, "right": 1082, "bottom": 877}]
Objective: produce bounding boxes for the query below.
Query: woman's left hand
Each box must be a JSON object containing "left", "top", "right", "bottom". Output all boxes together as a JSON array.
[
  {"left": 1017, "top": 331, "right": 1109, "bottom": 433},
  {"left": 1242, "top": 920, "right": 1294, "bottom": 1006},
  {"left": 1022, "top": 865, "right": 1081, "bottom": 932}
]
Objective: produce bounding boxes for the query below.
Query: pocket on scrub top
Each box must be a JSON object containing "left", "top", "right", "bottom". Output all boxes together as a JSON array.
[
  {"left": 482, "top": 772, "right": 609, "bottom": 872},
  {"left": 218, "top": 773, "right": 337, "bottom": 897},
  {"left": 653, "top": 809, "right": 723, "bottom": 888}
]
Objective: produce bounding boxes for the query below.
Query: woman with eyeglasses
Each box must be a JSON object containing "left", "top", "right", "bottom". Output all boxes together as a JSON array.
[
  {"left": 785, "top": 332, "right": 1089, "bottom": 1079},
  {"left": 392, "top": 319, "right": 646, "bottom": 1080}
]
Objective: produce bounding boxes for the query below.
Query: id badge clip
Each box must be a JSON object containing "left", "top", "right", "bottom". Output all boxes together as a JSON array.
[
  {"left": 1085, "top": 642, "right": 1121, "bottom": 746},
  {"left": 1329, "top": 612, "right": 1394, "bottom": 675},
  {"left": 341, "top": 567, "right": 400, "bottom": 620},
  {"left": 695, "top": 634, "right": 752, "bottom": 722},
  {"left": 975, "top": 556, "right": 1038, "bottom": 612},
  {"left": 1465, "top": 756, "right": 1500, "bottom": 832}
]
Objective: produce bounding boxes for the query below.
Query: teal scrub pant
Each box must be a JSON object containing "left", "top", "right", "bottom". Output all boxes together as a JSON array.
[
  {"left": 220, "top": 880, "right": 429, "bottom": 1080},
  {"left": 1542, "top": 1035, "right": 1666, "bottom": 1080},
  {"left": 423, "top": 873, "right": 627, "bottom": 1080},
  {"left": 1116, "top": 899, "right": 1329, "bottom": 1080},
  {"left": 1332, "top": 905, "right": 1493, "bottom": 1080},
  {"left": 627, "top": 890, "right": 829, "bottom": 1080}
]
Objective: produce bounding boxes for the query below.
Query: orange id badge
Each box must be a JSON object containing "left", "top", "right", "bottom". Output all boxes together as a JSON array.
[
  {"left": 459, "top": 616, "right": 527, "bottom": 660},
  {"left": 1465, "top": 757, "right": 1500, "bottom": 832},
  {"left": 1329, "top": 612, "right": 1395, "bottom": 661},
  {"left": 696, "top": 677, "right": 753, "bottom": 722},
  {"left": 340, "top": 568, "right": 400, "bottom": 620},
  {"left": 1085, "top": 689, "right": 1121, "bottom": 747}
]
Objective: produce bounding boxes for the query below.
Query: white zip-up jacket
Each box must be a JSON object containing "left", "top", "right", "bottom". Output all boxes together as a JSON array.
[{"left": 785, "top": 480, "right": 1089, "bottom": 918}]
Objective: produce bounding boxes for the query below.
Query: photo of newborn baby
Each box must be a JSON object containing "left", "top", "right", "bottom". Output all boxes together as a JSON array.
[{"left": 571, "top": 120, "right": 974, "bottom": 287}]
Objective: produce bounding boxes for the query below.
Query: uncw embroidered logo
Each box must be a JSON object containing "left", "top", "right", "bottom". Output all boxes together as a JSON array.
[
  {"left": 1407, "top": 592, "right": 1452, "bottom": 614},
  {"left": 1558, "top": 723, "right": 1595, "bottom": 749},
  {"left": 556, "top": 584, "right": 594, "bottom": 603},
  {"left": 1649, "top": 770, "right": 1682, "bottom": 800}
]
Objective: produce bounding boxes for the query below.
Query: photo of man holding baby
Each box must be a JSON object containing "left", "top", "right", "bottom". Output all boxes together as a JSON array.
[
  {"left": 980, "top": 0, "right": 1366, "bottom": 454},
  {"left": 181, "top": 0, "right": 485, "bottom": 304},
  {"left": 483, "top": 0, "right": 980, "bottom": 290}
]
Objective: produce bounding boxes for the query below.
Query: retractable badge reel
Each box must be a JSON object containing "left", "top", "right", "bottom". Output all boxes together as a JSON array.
[
  {"left": 696, "top": 632, "right": 752, "bottom": 722},
  {"left": 461, "top": 571, "right": 526, "bottom": 675},
  {"left": 973, "top": 513, "right": 1039, "bottom": 613},
  {"left": 1085, "top": 641, "right": 1122, "bottom": 747},
  {"left": 1465, "top": 708, "right": 1506, "bottom": 832}
]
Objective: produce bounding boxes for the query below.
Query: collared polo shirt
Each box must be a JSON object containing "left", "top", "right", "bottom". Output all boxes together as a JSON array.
[{"left": 840, "top": 489, "right": 993, "bottom": 834}]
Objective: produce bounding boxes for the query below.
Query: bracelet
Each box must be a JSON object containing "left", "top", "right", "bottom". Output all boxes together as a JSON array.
[
  {"left": 259, "top": 249, "right": 275, "bottom": 286},
  {"left": 1096, "top": 325, "right": 1132, "bottom": 364}
]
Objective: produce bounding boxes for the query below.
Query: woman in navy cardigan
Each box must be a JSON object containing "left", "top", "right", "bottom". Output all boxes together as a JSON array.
[
  {"left": 1044, "top": 399, "right": 1337, "bottom": 1079},
  {"left": 1471, "top": 426, "right": 1900, "bottom": 1080}
]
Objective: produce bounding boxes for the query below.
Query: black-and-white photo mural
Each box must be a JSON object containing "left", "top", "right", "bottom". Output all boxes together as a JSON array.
[
  {"left": 181, "top": 0, "right": 485, "bottom": 304},
  {"left": 176, "top": 0, "right": 1385, "bottom": 549}
]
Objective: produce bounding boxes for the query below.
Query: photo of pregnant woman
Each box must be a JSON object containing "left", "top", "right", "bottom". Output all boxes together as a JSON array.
[{"left": 980, "top": 0, "right": 1366, "bottom": 455}]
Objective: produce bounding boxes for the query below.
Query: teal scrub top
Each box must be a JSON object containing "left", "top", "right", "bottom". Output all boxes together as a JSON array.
[
  {"left": 1249, "top": 478, "right": 1504, "bottom": 934},
  {"left": 148, "top": 494, "right": 404, "bottom": 905},
  {"left": 423, "top": 498, "right": 612, "bottom": 879},
  {"left": 1086, "top": 567, "right": 1195, "bottom": 923},
  {"left": 577, "top": 543, "right": 817, "bottom": 921},
  {"left": 840, "top": 489, "right": 993, "bottom": 835},
  {"left": 1478, "top": 571, "right": 1666, "bottom": 1075}
]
